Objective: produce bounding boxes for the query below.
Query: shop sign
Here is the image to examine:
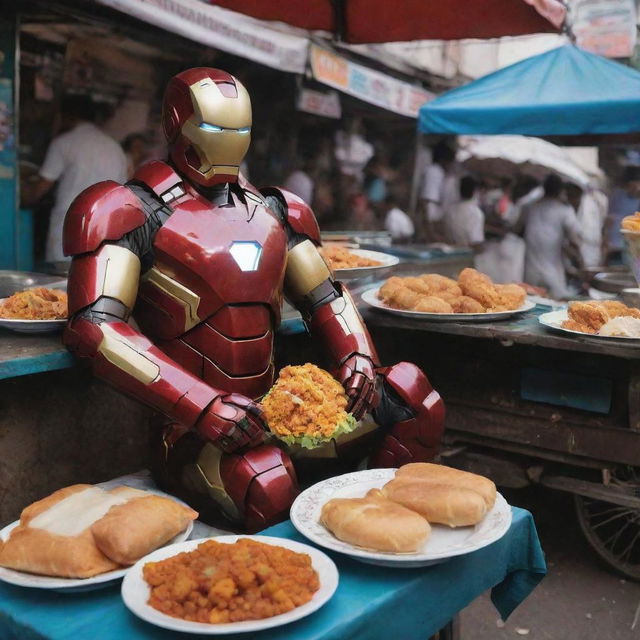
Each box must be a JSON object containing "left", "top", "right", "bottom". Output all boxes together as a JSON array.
[
  {"left": 296, "top": 88, "right": 341, "bottom": 119},
  {"left": 573, "top": 0, "right": 637, "bottom": 58},
  {"left": 309, "top": 45, "right": 434, "bottom": 118},
  {"left": 95, "top": 0, "right": 309, "bottom": 73}
]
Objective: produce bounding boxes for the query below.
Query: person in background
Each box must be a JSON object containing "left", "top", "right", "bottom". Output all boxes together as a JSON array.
[
  {"left": 566, "top": 182, "right": 608, "bottom": 268},
  {"left": 419, "top": 140, "right": 458, "bottom": 242},
  {"left": 443, "top": 176, "right": 484, "bottom": 251},
  {"left": 122, "top": 132, "right": 148, "bottom": 179},
  {"left": 384, "top": 194, "right": 414, "bottom": 242},
  {"left": 22, "top": 94, "right": 127, "bottom": 264},
  {"left": 605, "top": 167, "right": 640, "bottom": 263},
  {"left": 521, "top": 174, "right": 582, "bottom": 299},
  {"left": 284, "top": 158, "right": 314, "bottom": 205}
]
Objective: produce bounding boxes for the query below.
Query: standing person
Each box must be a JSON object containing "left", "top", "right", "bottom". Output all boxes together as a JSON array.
[
  {"left": 122, "top": 133, "right": 148, "bottom": 179},
  {"left": 522, "top": 174, "right": 582, "bottom": 298},
  {"left": 384, "top": 194, "right": 414, "bottom": 242},
  {"left": 22, "top": 94, "right": 127, "bottom": 264},
  {"left": 419, "top": 140, "right": 458, "bottom": 242},
  {"left": 443, "top": 176, "right": 484, "bottom": 251},
  {"left": 284, "top": 158, "right": 314, "bottom": 205},
  {"left": 566, "top": 182, "right": 608, "bottom": 267}
]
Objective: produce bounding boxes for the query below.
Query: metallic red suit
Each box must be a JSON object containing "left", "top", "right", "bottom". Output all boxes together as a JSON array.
[{"left": 62, "top": 68, "right": 444, "bottom": 532}]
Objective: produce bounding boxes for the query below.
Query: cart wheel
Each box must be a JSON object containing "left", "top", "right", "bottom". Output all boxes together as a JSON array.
[{"left": 575, "top": 494, "right": 640, "bottom": 580}]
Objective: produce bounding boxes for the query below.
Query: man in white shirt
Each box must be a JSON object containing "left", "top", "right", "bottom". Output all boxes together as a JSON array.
[
  {"left": 419, "top": 140, "right": 458, "bottom": 241},
  {"left": 384, "top": 195, "right": 414, "bottom": 241},
  {"left": 22, "top": 94, "right": 127, "bottom": 263},
  {"left": 522, "top": 174, "right": 582, "bottom": 298},
  {"left": 566, "top": 182, "right": 608, "bottom": 267},
  {"left": 444, "top": 176, "right": 484, "bottom": 250}
]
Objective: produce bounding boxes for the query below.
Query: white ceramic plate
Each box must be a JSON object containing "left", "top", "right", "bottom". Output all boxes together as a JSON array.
[
  {"left": 329, "top": 249, "right": 399, "bottom": 279},
  {"left": 290, "top": 468, "right": 512, "bottom": 568},
  {"left": 538, "top": 309, "right": 640, "bottom": 342},
  {"left": 121, "top": 535, "right": 338, "bottom": 635},
  {"left": 361, "top": 286, "right": 535, "bottom": 322}
]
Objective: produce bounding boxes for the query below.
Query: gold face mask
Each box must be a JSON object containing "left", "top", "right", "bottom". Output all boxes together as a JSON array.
[{"left": 181, "top": 77, "right": 252, "bottom": 181}]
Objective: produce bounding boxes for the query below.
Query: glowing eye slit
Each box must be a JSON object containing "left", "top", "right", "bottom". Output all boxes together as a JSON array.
[{"left": 198, "top": 123, "right": 251, "bottom": 134}]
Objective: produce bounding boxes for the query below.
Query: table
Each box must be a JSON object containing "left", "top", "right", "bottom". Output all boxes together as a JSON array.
[{"left": 0, "top": 507, "right": 545, "bottom": 640}]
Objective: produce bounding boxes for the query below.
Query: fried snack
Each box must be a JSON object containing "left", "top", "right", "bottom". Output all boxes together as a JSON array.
[
  {"left": 320, "top": 492, "right": 430, "bottom": 552},
  {"left": 562, "top": 300, "right": 640, "bottom": 334},
  {"left": 144, "top": 538, "right": 319, "bottom": 623},
  {"left": 262, "top": 363, "right": 357, "bottom": 449},
  {"left": 419, "top": 274, "right": 462, "bottom": 296},
  {"left": 0, "top": 485, "right": 197, "bottom": 578},
  {"left": 379, "top": 478, "right": 488, "bottom": 527},
  {"left": 621, "top": 212, "right": 640, "bottom": 232},
  {"left": 458, "top": 268, "right": 504, "bottom": 310},
  {"left": 378, "top": 276, "right": 404, "bottom": 303},
  {"left": 496, "top": 283, "right": 527, "bottom": 310},
  {"left": 395, "top": 462, "right": 497, "bottom": 510},
  {"left": 0, "top": 287, "right": 67, "bottom": 320},
  {"left": 403, "top": 277, "right": 433, "bottom": 296},
  {"left": 413, "top": 296, "right": 454, "bottom": 313},
  {"left": 449, "top": 295, "right": 485, "bottom": 314},
  {"left": 321, "top": 245, "right": 381, "bottom": 269}
]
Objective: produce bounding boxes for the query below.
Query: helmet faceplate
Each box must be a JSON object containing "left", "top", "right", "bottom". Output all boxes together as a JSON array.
[{"left": 162, "top": 68, "right": 252, "bottom": 187}]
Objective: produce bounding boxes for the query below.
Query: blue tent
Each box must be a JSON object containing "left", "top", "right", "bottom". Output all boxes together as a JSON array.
[{"left": 419, "top": 44, "right": 640, "bottom": 136}]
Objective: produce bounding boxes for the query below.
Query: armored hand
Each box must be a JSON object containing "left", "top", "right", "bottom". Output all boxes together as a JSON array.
[
  {"left": 195, "top": 393, "right": 267, "bottom": 453},
  {"left": 337, "top": 354, "right": 378, "bottom": 420}
]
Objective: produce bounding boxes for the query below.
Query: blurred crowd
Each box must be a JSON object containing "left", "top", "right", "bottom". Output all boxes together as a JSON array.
[{"left": 21, "top": 95, "right": 640, "bottom": 300}]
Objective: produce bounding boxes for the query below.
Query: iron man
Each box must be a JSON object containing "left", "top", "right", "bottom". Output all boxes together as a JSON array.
[{"left": 62, "top": 68, "right": 445, "bottom": 532}]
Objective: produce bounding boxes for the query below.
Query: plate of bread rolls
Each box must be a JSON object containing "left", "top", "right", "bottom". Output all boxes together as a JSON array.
[{"left": 290, "top": 464, "right": 511, "bottom": 568}]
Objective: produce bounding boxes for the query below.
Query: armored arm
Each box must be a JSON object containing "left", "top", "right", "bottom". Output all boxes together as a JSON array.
[
  {"left": 63, "top": 181, "right": 265, "bottom": 452},
  {"left": 263, "top": 188, "right": 379, "bottom": 419}
]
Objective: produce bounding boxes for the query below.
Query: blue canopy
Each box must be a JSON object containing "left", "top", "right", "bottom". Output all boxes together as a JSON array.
[{"left": 419, "top": 44, "right": 640, "bottom": 136}]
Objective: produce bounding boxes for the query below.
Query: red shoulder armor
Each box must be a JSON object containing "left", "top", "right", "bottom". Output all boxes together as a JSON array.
[
  {"left": 133, "top": 160, "right": 184, "bottom": 201},
  {"left": 274, "top": 187, "right": 321, "bottom": 245},
  {"left": 63, "top": 181, "right": 146, "bottom": 256}
]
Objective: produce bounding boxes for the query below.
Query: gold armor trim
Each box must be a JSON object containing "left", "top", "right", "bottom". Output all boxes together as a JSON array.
[
  {"left": 99, "top": 244, "right": 141, "bottom": 310},
  {"left": 182, "top": 443, "right": 240, "bottom": 520},
  {"left": 98, "top": 324, "right": 161, "bottom": 384},
  {"left": 285, "top": 240, "right": 332, "bottom": 301},
  {"left": 142, "top": 267, "right": 201, "bottom": 332},
  {"left": 182, "top": 77, "right": 252, "bottom": 180}
]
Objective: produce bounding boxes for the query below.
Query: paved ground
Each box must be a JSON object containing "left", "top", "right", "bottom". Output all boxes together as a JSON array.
[{"left": 459, "top": 486, "right": 640, "bottom": 639}]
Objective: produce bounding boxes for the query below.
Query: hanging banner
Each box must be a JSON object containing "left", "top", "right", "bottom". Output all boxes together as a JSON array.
[
  {"left": 95, "top": 0, "right": 309, "bottom": 73},
  {"left": 309, "top": 45, "right": 434, "bottom": 118},
  {"left": 296, "top": 88, "right": 341, "bottom": 119},
  {"left": 573, "top": 0, "right": 637, "bottom": 59}
]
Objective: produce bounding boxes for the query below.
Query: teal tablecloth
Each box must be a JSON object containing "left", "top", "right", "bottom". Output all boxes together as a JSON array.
[{"left": 0, "top": 507, "right": 545, "bottom": 640}]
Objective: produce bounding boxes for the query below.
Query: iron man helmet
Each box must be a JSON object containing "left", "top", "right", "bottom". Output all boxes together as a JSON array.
[{"left": 162, "top": 68, "right": 252, "bottom": 187}]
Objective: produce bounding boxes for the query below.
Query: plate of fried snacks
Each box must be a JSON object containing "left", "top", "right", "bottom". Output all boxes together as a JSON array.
[
  {"left": 0, "top": 287, "right": 67, "bottom": 332},
  {"left": 539, "top": 300, "right": 640, "bottom": 340},
  {"left": 121, "top": 535, "right": 338, "bottom": 634},
  {"left": 321, "top": 244, "right": 399, "bottom": 279},
  {"left": 263, "top": 363, "right": 364, "bottom": 455},
  {"left": 0, "top": 484, "right": 197, "bottom": 591},
  {"left": 362, "top": 268, "right": 534, "bottom": 321},
  {"left": 291, "top": 465, "right": 512, "bottom": 568}
]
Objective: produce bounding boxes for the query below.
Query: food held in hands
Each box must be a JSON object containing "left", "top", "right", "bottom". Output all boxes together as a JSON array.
[
  {"left": 262, "top": 363, "right": 358, "bottom": 449},
  {"left": 0, "top": 484, "right": 197, "bottom": 578},
  {"left": 320, "top": 492, "right": 431, "bottom": 552},
  {"left": 143, "top": 538, "right": 319, "bottom": 623},
  {"left": 0, "top": 288, "right": 67, "bottom": 320}
]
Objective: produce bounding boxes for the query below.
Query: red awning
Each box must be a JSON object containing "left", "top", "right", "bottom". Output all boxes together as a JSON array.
[{"left": 208, "top": 0, "right": 564, "bottom": 44}]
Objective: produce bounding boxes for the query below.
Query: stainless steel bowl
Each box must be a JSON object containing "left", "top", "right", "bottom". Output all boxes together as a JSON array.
[{"left": 621, "top": 288, "right": 640, "bottom": 309}]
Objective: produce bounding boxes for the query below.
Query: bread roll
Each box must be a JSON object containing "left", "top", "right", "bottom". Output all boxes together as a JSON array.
[
  {"left": 320, "top": 493, "right": 430, "bottom": 552},
  {"left": 380, "top": 478, "right": 487, "bottom": 527},
  {"left": 396, "top": 463, "right": 496, "bottom": 509}
]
